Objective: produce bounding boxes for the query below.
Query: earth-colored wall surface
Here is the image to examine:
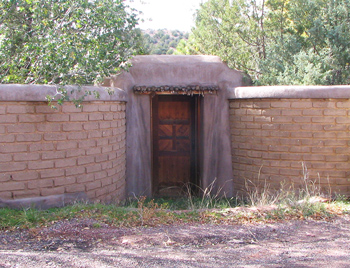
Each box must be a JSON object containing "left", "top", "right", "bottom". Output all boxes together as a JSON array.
[
  {"left": 0, "top": 85, "right": 127, "bottom": 202},
  {"left": 229, "top": 86, "right": 350, "bottom": 197},
  {"left": 109, "top": 55, "right": 245, "bottom": 197}
]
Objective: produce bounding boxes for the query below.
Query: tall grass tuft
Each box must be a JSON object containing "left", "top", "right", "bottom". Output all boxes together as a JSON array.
[{"left": 242, "top": 162, "right": 334, "bottom": 207}]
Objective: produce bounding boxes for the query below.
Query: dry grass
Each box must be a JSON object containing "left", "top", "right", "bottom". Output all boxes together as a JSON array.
[{"left": 1, "top": 165, "right": 349, "bottom": 230}]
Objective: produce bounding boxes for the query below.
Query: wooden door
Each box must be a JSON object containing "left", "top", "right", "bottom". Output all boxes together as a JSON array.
[{"left": 152, "top": 95, "right": 198, "bottom": 196}]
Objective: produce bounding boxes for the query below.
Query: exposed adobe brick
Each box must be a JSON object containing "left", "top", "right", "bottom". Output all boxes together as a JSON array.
[
  {"left": 76, "top": 174, "right": 94, "bottom": 184},
  {"left": 83, "top": 122, "right": 99, "bottom": 130},
  {"left": 7, "top": 105, "right": 35, "bottom": 114},
  {"left": 67, "top": 132, "right": 88, "bottom": 140},
  {"left": 230, "top": 98, "right": 350, "bottom": 197},
  {"left": 13, "top": 189, "right": 40, "bottom": 199},
  {"left": 271, "top": 101, "right": 291, "bottom": 108},
  {"left": 14, "top": 153, "right": 40, "bottom": 161},
  {"left": 0, "top": 182, "right": 25, "bottom": 191},
  {"left": 36, "top": 123, "right": 62, "bottom": 132},
  {"left": 65, "top": 148, "right": 85, "bottom": 157},
  {"left": 88, "top": 130, "right": 103, "bottom": 138},
  {"left": 311, "top": 116, "right": 335, "bottom": 123},
  {"left": 0, "top": 100, "right": 126, "bottom": 202},
  {"left": 62, "top": 123, "right": 83, "bottom": 132},
  {"left": 55, "top": 158, "right": 77, "bottom": 168},
  {"left": 86, "top": 180, "right": 102, "bottom": 191},
  {"left": 18, "top": 114, "right": 45, "bottom": 123},
  {"left": 99, "top": 121, "right": 111, "bottom": 129},
  {"left": 0, "top": 134, "right": 15, "bottom": 143},
  {"left": 291, "top": 101, "right": 312, "bottom": 108},
  {"left": 61, "top": 105, "right": 83, "bottom": 113},
  {"left": 86, "top": 164, "right": 102, "bottom": 173},
  {"left": 65, "top": 166, "right": 86, "bottom": 176},
  {"left": 0, "top": 115, "right": 17, "bottom": 123},
  {"left": 28, "top": 160, "right": 54, "bottom": 170},
  {"left": 12, "top": 171, "right": 39, "bottom": 181},
  {"left": 0, "top": 174, "right": 12, "bottom": 182},
  {"left": 302, "top": 109, "right": 323, "bottom": 116},
  {"left": 7, "top": 124, "right": 35, "bottom": 133},
  {"left": 77, "top": 156, "right": 95, "bottom": 165},
  {"left": 16, "top": 133, "right": 42, "bottom": 142},
  {"left": 95, "top": 171, "right": 108, "bottom": 181},
  {"left": 54, "top": 177, "right": 76, "bottom": 187},
  {"left": 0, "top": 144, "right": 28, "bottom": 153},
  {"left": 0, "top": 106, "right": 6, "bottom": 115},
  {"left": 98, "top": 104, "right": 111, "bottom": 112},
  {"left": 89, "top": 113, "right": 103, "bottom": 121},
  {"left": 35, "top": 105, "right": 58, "bottom": 114},
  {"left": 70, "top": 114, "right": 89, "bottom": 122},
  {"left": 324, "top": 109, "right": 347, "bottom": 116},
  {"left": 27, "top": 179, "right": 54, "bottom": 189},
  {"left": 102, "top": 129, "right": 113, "bottom": 137},
  {"left": 313, "top": 101, "right": 335, "bottom": 108},
  {"left": 57, "top": 141, "right": 78, "bottom": 151},
  {"left": 86, "top": 147, "right": 101, "bottom": 155},
  {"left": 46, "top": 114, "right": 69, "bottom": 122},
  {"left": 42, "top": 151, "right": 66, "bottom": 160},
  {"left": 65, "top": 184, "right": 85, "bottom": 193},
  {"left": 40, "top": 169, "right": 65, "bottom": 179},
  {"left": 103, "top": 113, "right": 114, "bottom": 121},
  {"left": 44, "top": 132, "right": 67, "bottom": 141},
  {"left": 82, "top": 105, "right": 99, "bottom": 112},
  {"left": 29, "top": 143, "right": 55, "bottom": 152},
  {"left": 0, "top": 154, "right": 12, "bottom": 163},
  {"left": 40, "top": 187, "right": 65, "bottom": 196},
  {"left": 281, "top": 110, "right": 302, "bottom": 116}
]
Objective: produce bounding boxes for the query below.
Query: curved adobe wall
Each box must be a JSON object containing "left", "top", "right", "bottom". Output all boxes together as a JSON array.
[
  {"left": 229, "top": 86, "right": 350, "bottom": 196},
  {"left": 0, "top": 85, "right": 127, "bottom": 202}
]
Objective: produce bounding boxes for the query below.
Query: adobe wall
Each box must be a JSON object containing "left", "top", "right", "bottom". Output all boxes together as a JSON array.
[
  {"left": 228, "top": 86, "right": 350, "bottom": 197},
  {"left": 0, "top": 85, "right": 127, "bottom": 202},
  {"left": 109, "top": 55, "right": 245, "bottom": 197}
]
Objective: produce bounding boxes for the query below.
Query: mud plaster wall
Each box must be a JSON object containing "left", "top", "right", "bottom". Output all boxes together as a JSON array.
[
  {"left": 0, "top": 85, "right": 127, "bottom": 202},
  {"left": 109, "top": 55, "right": 245, "bottom": 197},
  {"left": 229, "top": 86, "right": 350, "bottom": 196}
]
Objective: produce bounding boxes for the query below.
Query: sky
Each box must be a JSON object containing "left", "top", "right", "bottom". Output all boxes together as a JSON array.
[{"left": 126, "top": 0, "right": 206, "bottom": 32}]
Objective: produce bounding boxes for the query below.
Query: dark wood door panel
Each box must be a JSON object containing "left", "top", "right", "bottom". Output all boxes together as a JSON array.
[
  {"left": 152, "top": 95, "right": 197, "bottom": 196},
  {"left": 158, "top": 155, "right": 191, "bottom": 187}
]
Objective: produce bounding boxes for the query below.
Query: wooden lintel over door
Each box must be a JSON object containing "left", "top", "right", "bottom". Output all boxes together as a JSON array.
[{"left": 152, "top": 95, "right": 199, "bottom": 196}]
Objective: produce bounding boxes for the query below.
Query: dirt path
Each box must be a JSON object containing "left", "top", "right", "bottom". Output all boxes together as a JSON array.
[{"left": 0, "top": 215, "right": 350, "bottom": 267}]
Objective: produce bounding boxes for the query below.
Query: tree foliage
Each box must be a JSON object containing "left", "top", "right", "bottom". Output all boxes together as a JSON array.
[
  {"left": 139, "top": 29, "right": 189, "bottom": 55},
  {"left": 0, "top": 0, "right": 139, "bottom": 86},
  {"left": 189, "top": 0, "right": 350, "bottom": 85}
]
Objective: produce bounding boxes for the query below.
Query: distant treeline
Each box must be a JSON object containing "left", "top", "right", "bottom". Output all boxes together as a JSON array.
[{"left": 137, "top": 29, "right": 189, "bottom": 55}]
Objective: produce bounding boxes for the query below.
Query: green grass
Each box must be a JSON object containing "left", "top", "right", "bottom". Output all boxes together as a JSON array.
[
  {"left": 0, "top": 195, "right": 349, "bottom": 230},
  {"left": 1, "top": 171, "right": 349, "bottom": 230}
]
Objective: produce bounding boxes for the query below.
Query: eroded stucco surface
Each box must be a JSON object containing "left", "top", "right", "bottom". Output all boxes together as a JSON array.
[{"left": 110, "top": 55, "right": 244, "bottom": 197}]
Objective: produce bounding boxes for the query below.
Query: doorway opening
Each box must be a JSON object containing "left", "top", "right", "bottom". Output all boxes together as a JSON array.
[{"left": 152, "top": 95, "right": 201, "bottom": 197}]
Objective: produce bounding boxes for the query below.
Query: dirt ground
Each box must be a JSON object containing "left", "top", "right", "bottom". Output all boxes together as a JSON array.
[{"left": 0, "top": 214, "right": 350, "bottom": 268}]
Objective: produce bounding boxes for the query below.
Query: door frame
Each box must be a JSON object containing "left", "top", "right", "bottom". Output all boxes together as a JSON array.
[{"left": 151, "top": 94, "right": 201, "bottom": 196}]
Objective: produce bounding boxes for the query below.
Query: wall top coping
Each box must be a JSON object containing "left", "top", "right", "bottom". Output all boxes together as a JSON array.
[
  {"left": 0, "top": 84, "right": 127, "bottom": 102},
  {"left": 122, "top": 55, "right": 244, "bottom": 88},
  {"left": 228, "top": 85, "right": 350, "bottom": 99}
]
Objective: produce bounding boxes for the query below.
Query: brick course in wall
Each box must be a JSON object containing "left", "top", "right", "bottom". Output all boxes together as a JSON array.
[
  {"left": 230, "top": 99, "right": 350, "bottom": 197},
  {"left": 0, "top": 101, "right": 126, "bottom": 202}
]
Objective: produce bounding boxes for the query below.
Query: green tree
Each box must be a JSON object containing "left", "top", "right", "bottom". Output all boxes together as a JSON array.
[
  {"left": 191, "top": 0, "right": 267, "bottom": 79},
  {"left": 191, "top": 0, "right": 350, "bottom": 85},
  {"left": 140, "top": 29, "right": 188, "bottom": 55},
  {"left": 0, "top": 0, "right": 139, "bottom": 105},
  {"left": 259, "top": 0, "right": 350, "bottom": 85},
  {"left": 174, "top": 36, "right": 200, "bottom": 55}
]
